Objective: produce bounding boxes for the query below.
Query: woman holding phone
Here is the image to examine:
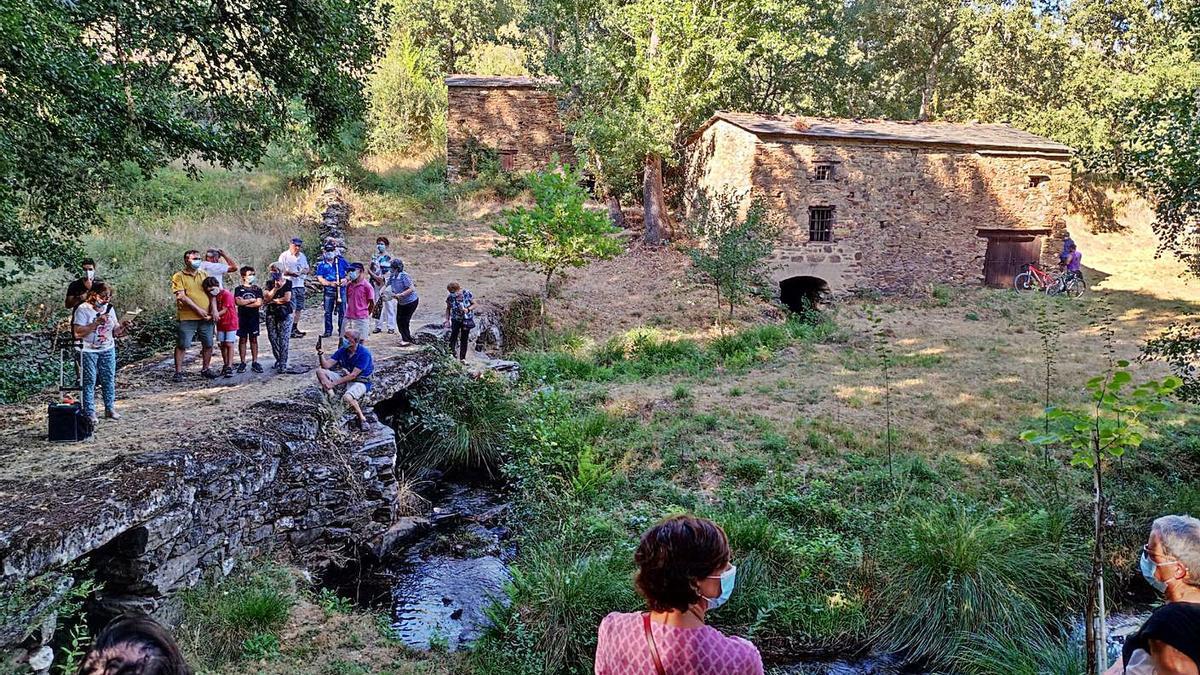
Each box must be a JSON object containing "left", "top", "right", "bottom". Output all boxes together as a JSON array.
[{"left": 71, "top": 282, "right": 129, "bottom": 424}]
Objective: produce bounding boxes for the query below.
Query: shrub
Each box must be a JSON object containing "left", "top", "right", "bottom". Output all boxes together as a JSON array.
[
  {"left": 872, "top": 504, "right": 1083, "bottom": 668},
  {"left": 395, "top": 362, "right": 518, "bottom": 475},
  {"left": 957, "top": 629, "right": 1085, "bottom": 675}
]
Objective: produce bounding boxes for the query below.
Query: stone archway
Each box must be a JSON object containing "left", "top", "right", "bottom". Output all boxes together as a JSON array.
[{"left": 779, "top": 276, "right": 831, "bottom": 313}]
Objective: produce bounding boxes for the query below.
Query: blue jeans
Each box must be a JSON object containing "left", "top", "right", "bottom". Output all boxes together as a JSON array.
[
  {"left": 81, "top": 349, "right": 116, "bottom": 417},
  {"left": 323, "top": 288, "right": 346, "bottom": 336}
]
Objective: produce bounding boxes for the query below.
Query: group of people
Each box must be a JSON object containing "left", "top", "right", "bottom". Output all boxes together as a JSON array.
[
  {"left": 65, "top": 236, "right": 478, "bottom": 427},
  {"left": 59, "top": 512, "right": 1200, "bottom": 674}
]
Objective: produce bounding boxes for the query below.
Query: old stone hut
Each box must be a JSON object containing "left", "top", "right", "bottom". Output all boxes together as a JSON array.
[
  {"left": 445, "top": 75, "right": 574, "bottom": 181},
  {"left": 685, "top": 112, "right": 1073, "bottom": 304}
]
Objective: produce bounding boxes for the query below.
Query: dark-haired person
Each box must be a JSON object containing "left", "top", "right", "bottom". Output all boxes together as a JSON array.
[
  {"left": 316, "top": 244, "right": 348, "bottom": 338},
  {"left": 203, "top": 276, "right": 238, "bottom": 378},
  {"left": 77, "top": 614, "right": 192, "bottom": 675},
  {"left": 233, "top": 266, "right": 264, "bottom": 374},
  {"left": 170, "top": 250, "right": 214, "bottom": 382},
  {"left": 316, "top": 328, "right": 374, "bottom": 430},
  {"left": 65, "top": 258, "right": 100, "bottom": 309},
  {"left": 263, "top": 262, "right": 294, "bottom": 374},
  {"left": 343, "top": 262, "right": 375, "bottom": 341},
  {"left": 595, "top": 514, "right": 762, "bottom": 674},
  {"left": 444, "top": 282, "right": 475, "bottom": 361},
  {"left": 72, "top": 283, "right": 128, "bottom": 424},
  {"left": 1104, "top": 514, "right": 1200, "bottom": 675},
  {"left": 370, "top": 236, "right": 393, "bottom": 333}
]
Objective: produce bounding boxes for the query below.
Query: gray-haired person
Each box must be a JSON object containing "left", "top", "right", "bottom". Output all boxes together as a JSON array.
[{"left": 1105, "top": 514, "right": 1200, "bottom": 675}]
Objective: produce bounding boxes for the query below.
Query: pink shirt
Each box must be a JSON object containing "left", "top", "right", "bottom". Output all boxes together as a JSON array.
[
  {"left": 594, "top": 612, "right": 763, "bottom": 675},
  {"left": 345, "top": 280, "right": 375, "bottom": 319}
]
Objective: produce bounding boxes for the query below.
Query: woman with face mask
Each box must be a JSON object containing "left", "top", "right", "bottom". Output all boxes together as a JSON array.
[
  {"left": 595, "top": 515, "right": 763, "bottom": 674},
  {"left": 71, "top": 282, "right": 128, "bottom": 424},
  {"left": 1105, "top": 515, "right": 1200, "bottom": 675}
]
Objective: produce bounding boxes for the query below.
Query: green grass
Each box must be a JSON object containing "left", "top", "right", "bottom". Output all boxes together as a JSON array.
[
  {"left": 515, "top": 316, "right": 841, "bottom": 386},
  {"left": 178, "top": 562, "right": 297, "bottom": 669}
]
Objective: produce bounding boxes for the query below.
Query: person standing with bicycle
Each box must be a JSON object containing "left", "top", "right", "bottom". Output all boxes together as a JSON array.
[{"left": 1065, "top": 242, "right": 1084, "bottom": 284}]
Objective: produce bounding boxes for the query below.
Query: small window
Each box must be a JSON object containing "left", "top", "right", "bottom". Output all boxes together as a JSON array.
[
  {"left": 809, "top": 207, "right": 834, "bottom": 242},
  {"left": 814, "top": 163, "right": 836, "bottom": 181},
  {"left": 1028, "top": 174, "right": 1049, "bottom": 188},
  {"left": 499, "top": 149, "right": 516, "bottom": 172}
]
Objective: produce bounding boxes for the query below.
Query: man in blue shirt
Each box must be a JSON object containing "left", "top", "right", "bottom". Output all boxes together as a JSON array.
[
  {"left": 316, "top": 328, "right": 374, "bottom": 429},
  {"left": 315, "top": 244, "right": 349, "bottom": 338}
]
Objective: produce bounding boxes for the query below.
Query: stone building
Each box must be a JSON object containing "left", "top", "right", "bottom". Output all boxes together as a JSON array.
[
  {"left": 445, "top": 75, "right": 574, "bottom": 181},
  {"left": 684, "top": 112, "right": 1073, "bottom": 302}
]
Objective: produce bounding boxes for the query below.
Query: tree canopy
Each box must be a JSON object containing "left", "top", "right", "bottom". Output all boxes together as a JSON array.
[{"left": 0, "top": 0, "right": 385, "bottom": 281}]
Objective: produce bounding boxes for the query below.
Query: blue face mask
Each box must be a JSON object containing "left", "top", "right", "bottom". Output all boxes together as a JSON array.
[
  {"left": 190, "top": 259, "right": 202, "bottom": 270},
  {"left": 704, "top": 565, "right": 737, "bottom": 611},
  {"left": 348, "top": 270, "right": 359, "bottom": 281},
  {"left": 1141, "top": 549, "right": 1174, "bottom": 593},
  {"left": 376, "top": 243, "right": 386, "bottom": 252},
  {"left": 246, "top": 275, "right": 257, "bottom": 285}
]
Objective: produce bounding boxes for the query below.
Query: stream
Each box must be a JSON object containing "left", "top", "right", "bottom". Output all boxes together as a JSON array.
[{"left": 324, "top": 479, "right": 1152, "bottom": 669}]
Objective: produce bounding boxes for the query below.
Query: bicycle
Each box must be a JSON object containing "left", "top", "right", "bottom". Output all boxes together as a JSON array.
[{"left": 1013, "top": 262, "right": 1086, "bottom": 298}]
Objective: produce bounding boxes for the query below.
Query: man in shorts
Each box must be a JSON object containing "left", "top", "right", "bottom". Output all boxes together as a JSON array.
[
  {"left": 199, "top": 248, "right": 238, "bottom": 288},
  {"left": 234, "top": 266, "right": 264, "bottom": 373},
  {"left": 170, "top": 250, "right": 215, "bottom": 382},
  {"left": 316, "top": 328, "right": 374, "bottom": 430}
]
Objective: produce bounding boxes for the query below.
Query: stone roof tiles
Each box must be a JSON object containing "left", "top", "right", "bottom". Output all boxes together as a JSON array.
[
  {"left": 700, "top": 111, "right": 1073, "bottom": 155},
  {"left": 445, "top": 75, "right": 557, "bottom": 89}
]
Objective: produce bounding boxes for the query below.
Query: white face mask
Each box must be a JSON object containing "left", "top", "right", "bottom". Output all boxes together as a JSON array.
[
  {"left": 208, "top": 287, "right": 220, "bottom": 296},
  {"left": 85, "top": 269, "right": 95, "bottom": 281},
  {"left": 246, "top": 275, "right": 256, "bottom": 285}
]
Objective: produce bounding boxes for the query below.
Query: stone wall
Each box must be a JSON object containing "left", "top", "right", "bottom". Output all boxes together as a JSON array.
[
  {"left": 445, "top": 85, "right": 574, "bottom": 181},
  {"left": 1, "top": 353, "right": 435, "bottom": 672},
  {"left": 686, "top": 120, "right": 1072, "bottom": 293}
]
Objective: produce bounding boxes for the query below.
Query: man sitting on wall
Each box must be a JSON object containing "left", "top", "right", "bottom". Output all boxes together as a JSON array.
[{"left": 315, "top": 328, "right": 374, "bottom": 430}]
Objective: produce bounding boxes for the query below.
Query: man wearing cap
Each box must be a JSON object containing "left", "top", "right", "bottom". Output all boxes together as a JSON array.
[
  {"left": 315, "top": 244, "right": 349, "bottom": 338},
  {"left": 277, "top": 237, "right": 310, "bottom": 338},
  {"left": 199, "top": 248, "right": 238, "bottom": 288}
]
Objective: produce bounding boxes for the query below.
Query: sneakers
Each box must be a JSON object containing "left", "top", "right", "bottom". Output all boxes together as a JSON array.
[
  {"left": 171, "top": 372, "right": 184, "bottom": 383},
  {"left": 291, "top": 329, "right": 306, "bottom": 338},
  {"left": 373, "top": 327, "right": 382, "bottom": 334},
  {"left": 387, "top": 329, "right": 395, "bottom": 334},
  {"left": 222, "top": 366, "right": 234, "bottom": 378},
  {"left": 236, "top": 362, "right": 247, "bottom": 374},
  {"left": 350, "top": 417, "right": 365, "bottom": 431},
  {"left": 105, "top": 409, "right": 121, "bottom": 420},
  {"left": 251, "top": 362, "right": 264, "bottom": 374},
  {"left": 320, "top": 332, "right": 333, "bottom": 338},
  {"left": 200, "top": 368, "right": 218, "bottom": 380},
  {"left": 88, "top": 414, "right": 99, "bottom": 425}
]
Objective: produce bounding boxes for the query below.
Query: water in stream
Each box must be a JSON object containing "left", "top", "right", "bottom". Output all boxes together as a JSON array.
[{"left": 327, "top": 479, "right": 1154, "bottom": 668}]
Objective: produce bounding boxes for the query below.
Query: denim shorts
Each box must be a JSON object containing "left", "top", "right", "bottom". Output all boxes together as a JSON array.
[
  {"left": 216, "top": 329, "right": 238, "bottom": 344},
  {"left": 177, "top": 320, "right": 214, "bottom": 349},
  {"left": 291, "top": 285, "right": 306, "bottom": 310}
]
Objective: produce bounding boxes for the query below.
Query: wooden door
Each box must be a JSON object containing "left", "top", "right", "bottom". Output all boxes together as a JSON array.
[{"left": 983, "top": 236, "right": 1042, "bottom": 287}]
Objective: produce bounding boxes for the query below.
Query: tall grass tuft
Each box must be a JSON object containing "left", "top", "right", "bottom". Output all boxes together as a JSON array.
[
  {"left": 872, "top": 504, "right": 1082, "bottom": 668},
  {"left": 177, "top": 563, "right": 296, "bottom": 669},
  {"left": 957, "top": 628, "right": 1085, "bottom": 675},
  {"left": 395, "top": 361, "right": 518, "bottom": 475}
]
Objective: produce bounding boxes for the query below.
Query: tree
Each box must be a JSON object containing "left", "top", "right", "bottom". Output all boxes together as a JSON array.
[
  {"left": 524, "top": 0, "right": 841, "bottom": 245},
  {"left": 0, "top": 0, "right": 385, "bottom": 282},
  {"left": 684, "top": 193, "right": 779, "bottom": 333},
  {"left": 390, "top": 0, "right": 516, "bottom": 72},
  {"left": 490, "top": 162, "right": 622, "bottom": 298},
  {"left": 1022, "top": 364, "right": 1181, "bottom": 675}
]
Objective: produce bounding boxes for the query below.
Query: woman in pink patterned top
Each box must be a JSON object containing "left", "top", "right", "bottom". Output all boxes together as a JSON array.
[{"left": 595, "top": 515, "right": 763, "bottom": 675}]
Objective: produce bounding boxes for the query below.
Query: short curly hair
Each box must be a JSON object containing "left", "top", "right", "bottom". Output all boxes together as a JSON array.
[{"left": 634, "top": 515, "right": 730, "bottom": 613}]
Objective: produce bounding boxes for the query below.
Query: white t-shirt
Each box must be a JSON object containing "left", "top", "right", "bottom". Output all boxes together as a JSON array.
[
  {"left": 200, "top": 261, "right": 230, "bottom": 287},
  {"left": 73, "top": 303, "right": 117, "bottom": 353},
  {"left": 278, "top": 250, "right": 309, "bottom": 286}
]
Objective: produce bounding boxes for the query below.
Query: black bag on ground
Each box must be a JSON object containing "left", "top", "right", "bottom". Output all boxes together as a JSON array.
[{"left": 48, "top": 402, "right": 93, "bottom": 442}]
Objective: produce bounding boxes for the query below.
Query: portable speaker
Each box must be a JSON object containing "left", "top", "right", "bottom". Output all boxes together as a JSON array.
[{"left": 48, "top": 402, "right": 92, "bottom": 442}]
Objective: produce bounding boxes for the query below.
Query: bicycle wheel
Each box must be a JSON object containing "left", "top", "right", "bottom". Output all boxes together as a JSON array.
[
  {"left": 1013, "top": 272, "right": 1038, "bottom": 292},
  {"left": 1066, "top": 277, "right": 1086, "bottom": 298}
]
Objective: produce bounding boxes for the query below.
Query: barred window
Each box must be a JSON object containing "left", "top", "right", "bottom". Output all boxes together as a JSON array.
[
  {"left": 814, "top": 163, "right": 836, "bottom": 181},
  {"left": 809, "top": 207, "right": 834, "bottom": 242}
]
